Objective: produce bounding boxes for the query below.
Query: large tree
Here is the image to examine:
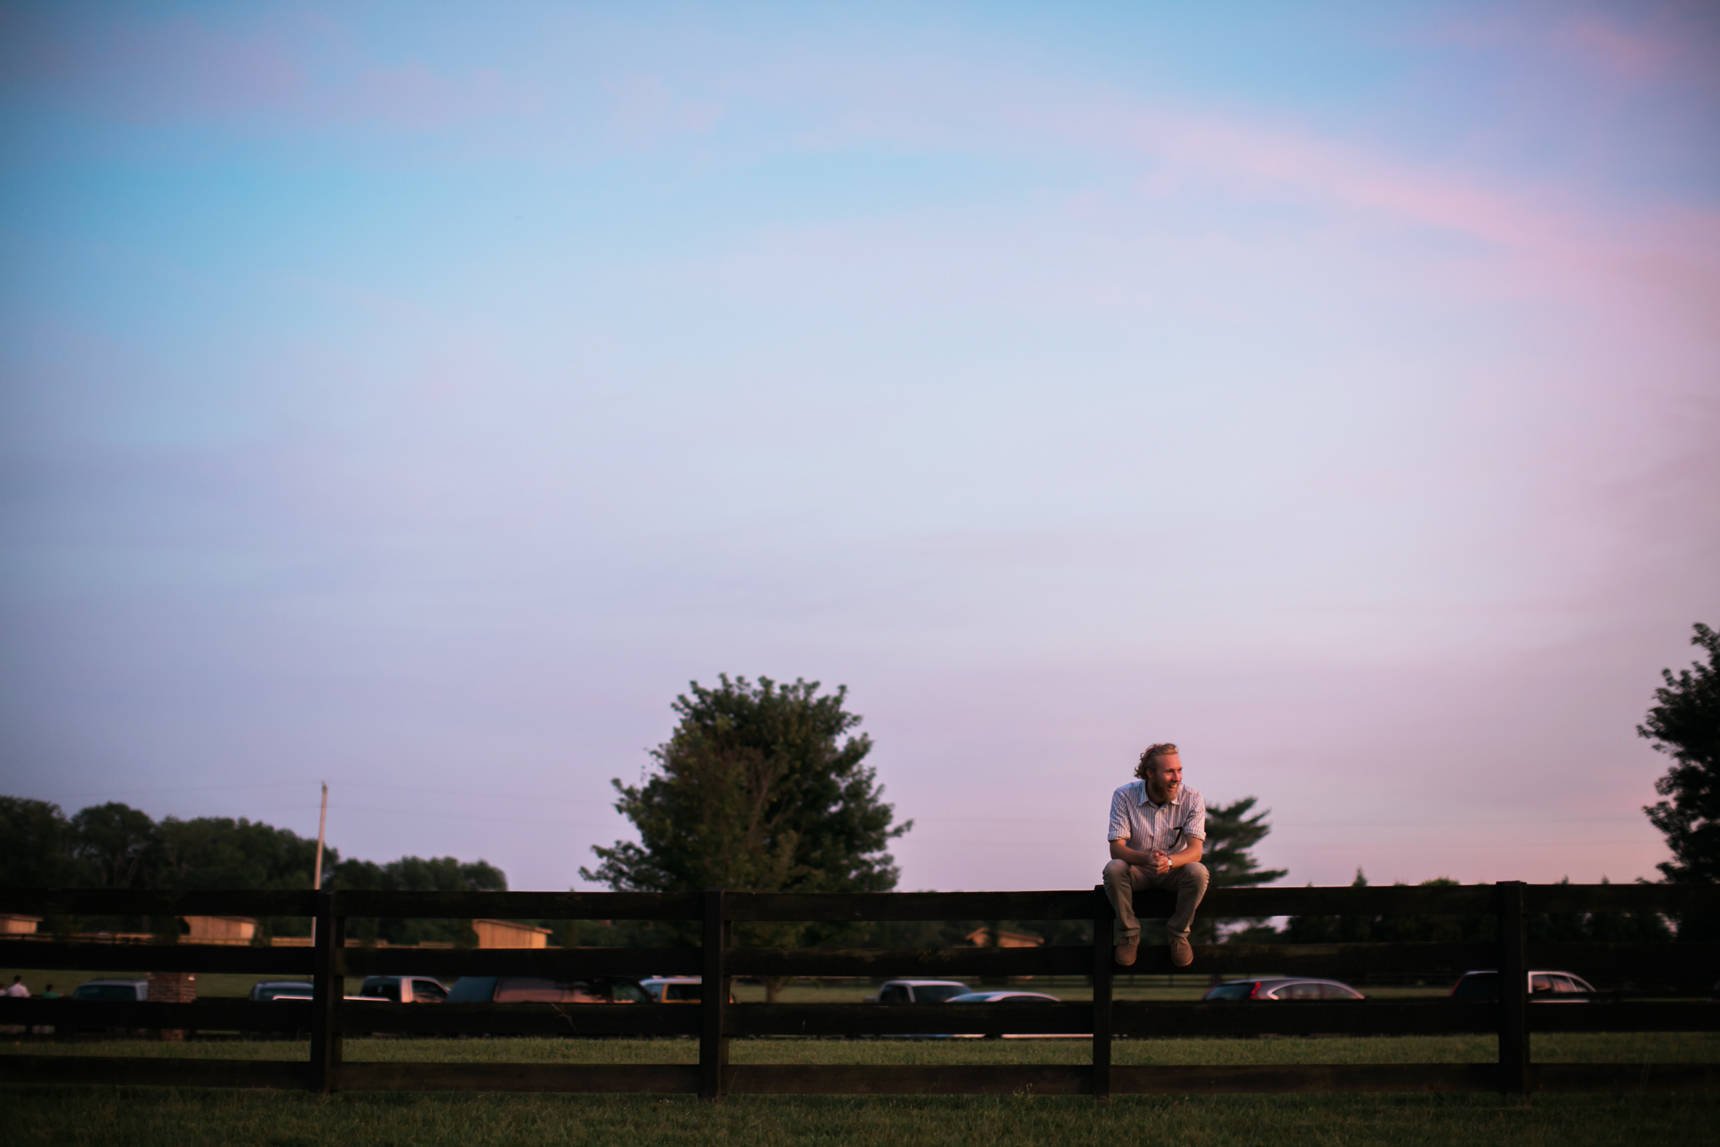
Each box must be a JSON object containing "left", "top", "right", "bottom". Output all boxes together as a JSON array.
[
  {"left": 1641, "top": 623, "right": 1720, "bottom": 885},
  {"left": 582, "top": 675, "right": 909, "bottom": 1000},
  {"left": 0, "top": 797, "right": 77, "bottom": 887},
  {"left": 69, "top": 801, "right": 157, "bottom": 889},
  {"left": 152, "top": 816, "right": 331, "bottom": 892}
]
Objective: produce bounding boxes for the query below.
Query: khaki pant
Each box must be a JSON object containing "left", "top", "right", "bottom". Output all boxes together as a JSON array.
[{"left": 1103, "top": 859, "right": 1210, "bottom": 940}]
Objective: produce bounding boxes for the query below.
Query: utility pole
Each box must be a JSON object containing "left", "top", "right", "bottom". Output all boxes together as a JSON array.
[
  {"left": 314, "top": 782, "right": 328, "bottom": 890},
  {"left": 311, "top": 783, "right": 328, "bottom": 945}
]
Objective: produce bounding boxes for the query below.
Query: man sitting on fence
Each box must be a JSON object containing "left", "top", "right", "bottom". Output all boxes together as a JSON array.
[{"left": 1104, "top": 742, "right": 1210, "bottom": 968}]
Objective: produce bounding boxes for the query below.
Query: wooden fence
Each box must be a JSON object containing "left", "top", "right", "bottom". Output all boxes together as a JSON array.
[{"left": 3, "top": 883, "right": 1717, "bottom": 1099}]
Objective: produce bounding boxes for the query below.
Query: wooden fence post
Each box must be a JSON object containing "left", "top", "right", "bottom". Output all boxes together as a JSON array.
[
  {"left": 700, "top": 888, "right": 729, "bottom": 1101},
  {"left": 1092, "top": 884, "right": 1113, "bottom": 1104},
  {"left": 310, "top": 890, "right": 344, "bottom": 1094},
  {"left": 1497, "top": 880, "right": 1528, "bottom": 1096}
]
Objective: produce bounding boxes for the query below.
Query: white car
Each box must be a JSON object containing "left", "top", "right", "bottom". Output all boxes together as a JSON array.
[
  {"left": 868, "top": 980, "right": 974, "bottom": 1004},
  {"left": 356, "top": 976, "right": 448, "bottom": 1003},
  {"left": 1450, "top": 970, "right": 1598, "bottom": 1001},
  {"left": 936, "top": 990, "right": 1083, "bottom": 1039}
]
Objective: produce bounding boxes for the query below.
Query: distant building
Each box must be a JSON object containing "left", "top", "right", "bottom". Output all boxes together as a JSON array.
[
  {"left": 963, "top": 927, "right": 1043, "bottom": 949},
  {"left": 178, "top": 916, "right": 256, "bottom": 946},
  {"left": 268, "top": 919, "right": 555, "bottom": 948},
  {"left": 474, "top": 919, "right": 553, "bottom": 948}
]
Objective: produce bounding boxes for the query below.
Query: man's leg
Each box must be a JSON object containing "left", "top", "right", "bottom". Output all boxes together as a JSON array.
[
  {"left": 1101, "top": 859, "right": 1143, "bottom": 965},
  {"left": 1164, "top": 862, "right": 1210, "bottom": 966}
]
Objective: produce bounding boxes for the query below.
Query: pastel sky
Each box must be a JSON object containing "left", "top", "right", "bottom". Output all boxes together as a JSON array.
[{"left": 3, "top": 1, "right": 1716, "bottom": 894}]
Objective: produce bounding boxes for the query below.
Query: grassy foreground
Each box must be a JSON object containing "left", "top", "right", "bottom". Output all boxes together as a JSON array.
[
  {"left": 7, "top": 1036, "right": 1717, "bottom": 1145},
  {"left": 4, "top": 1086, "right": 1713, "bottom": 1146}
]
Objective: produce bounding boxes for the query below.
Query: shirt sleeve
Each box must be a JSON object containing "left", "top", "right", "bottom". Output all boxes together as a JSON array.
[
  {"left": 1182, "top": 791, "right": 1207, "bottom": 841},
  {"left": 1107, "top": 787, "right": 1130, "bottom": 842}
]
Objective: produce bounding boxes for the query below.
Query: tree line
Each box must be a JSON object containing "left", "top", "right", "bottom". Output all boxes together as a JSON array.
[
  {"left": 1238, "top": 870, "right": 1670, "bottom": 946},
  {"left": 0, "top": 795, "right": 505, "bottom": 945}
]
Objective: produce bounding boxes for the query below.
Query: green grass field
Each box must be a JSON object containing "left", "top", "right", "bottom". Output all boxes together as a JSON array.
[
  {"left": 6, "top": 1036, "right": 1715, "bottom": 1145},
  {"left": 7, "top": 968, "right": 1712, "bottom": 1145},
  {"left": 4, "top": 1084, "right": 1713, "bottom": 1146}
]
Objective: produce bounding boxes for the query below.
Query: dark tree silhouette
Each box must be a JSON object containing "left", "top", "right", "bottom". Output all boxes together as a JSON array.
[
  {"left": 582, "top": 675, "right": 908, "bottom": 1000},
  {"left": 1202, "top": 796, "right": 1290, "bottom": 889},
  {"left": 68, "top": 802, "right": 156, "bottom": 889},
  {"left": 1641, "top": 623, "right": 1720, "bottom": 885},
  {"left": 1191, "top": 796, "right": 1287, "bottom": 944},
  {"left": 0, "top": 797, "right": 77, "bottom": 887}
]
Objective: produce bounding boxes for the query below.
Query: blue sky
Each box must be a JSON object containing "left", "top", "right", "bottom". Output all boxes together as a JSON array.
[{"left": 2, "top": 1, "right": 1717, "bottom": 892}]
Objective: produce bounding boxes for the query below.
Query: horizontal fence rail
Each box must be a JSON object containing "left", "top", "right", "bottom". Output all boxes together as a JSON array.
[
  {"left": 0, "top": 940, "right": 315, "bottom": 975},
  {"left": 3, "top": 882, "right": 1718, "bottom": 1100}
]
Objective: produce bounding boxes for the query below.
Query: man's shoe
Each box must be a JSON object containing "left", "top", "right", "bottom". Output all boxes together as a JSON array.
[
  {"left": 1169, "top": 936, "right": 1193, "bottom": 967},
  {"left": 1113, "top": 938, "right": 1139, "bottom": 967}
]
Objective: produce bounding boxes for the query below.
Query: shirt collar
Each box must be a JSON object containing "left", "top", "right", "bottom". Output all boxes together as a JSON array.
[{"left": 1139, "top": 782, "right": 1177, "bottom": 809}]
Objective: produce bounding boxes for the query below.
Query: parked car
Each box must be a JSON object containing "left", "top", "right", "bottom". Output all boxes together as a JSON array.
[
  {"left": 1450, "top": 970, "right": 1596, "bottom": 1001},
  {"left": 868, "top": 980, "right": 974, "bottom": 1004},
  {"left": 356, "top": 976, "right": 448, "bottom": 1003},
  {"left": 71, "top": 979, "right": 148, "bottom": 1001},
  {"left": 446, "top": 976, "right": 653, "bottom": 1004},
  {"left": 639, "top": 977, "right": 704, "bottom": 1004},
  {"left": 239, "top": 981, "right": 317, "bottom": 1038},
  {"left": 944, "top": 990, "right": 1061, "bottom": 1006},
  {"left": 938, "top": 990, "right": 1080, "bottom": 1039},
  {"left": 63, "top": 980, "right": 150, "bottom": 1035},
  {"left": 1203, "top": 978, "right": 1366, "bottom": 1001}
]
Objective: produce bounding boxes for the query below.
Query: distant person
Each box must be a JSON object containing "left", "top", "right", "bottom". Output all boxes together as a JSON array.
[
  {"left": 4, "top": 975, "right": 26, "bottom": 1032},
  {"left": 1104, "top": 743, "right": 1210, "bottom": 968},
  {"left": 33, "top": 983, "right": 57, "bottom": 1036}
]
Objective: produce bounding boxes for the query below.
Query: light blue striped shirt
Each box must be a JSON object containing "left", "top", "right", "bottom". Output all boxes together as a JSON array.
[{"left": 1107, "top": 780, "right": 1205, "bottom": 854}]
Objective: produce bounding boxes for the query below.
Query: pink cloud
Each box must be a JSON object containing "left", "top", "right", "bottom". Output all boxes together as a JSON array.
[
  {"left": 683, "top": 32, "right": 1720, "bottom": 287},
  {"left": 8, "top": 4, "right": 1715, "bottom": 295},
  {"left": 1116, "top": 106, "right": 1720, "bottom": 270},
  {"left": 1419, "top": 3, "right": 1720, "bottom": 91},
  {"left": 853, "top": 65, "right": 1717, "bottom": 319}
]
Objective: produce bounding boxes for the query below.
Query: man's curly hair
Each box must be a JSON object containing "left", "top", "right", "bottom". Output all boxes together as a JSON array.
[{"left": 1134, "top": 742, "right": 1180, "bottom": 781}]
